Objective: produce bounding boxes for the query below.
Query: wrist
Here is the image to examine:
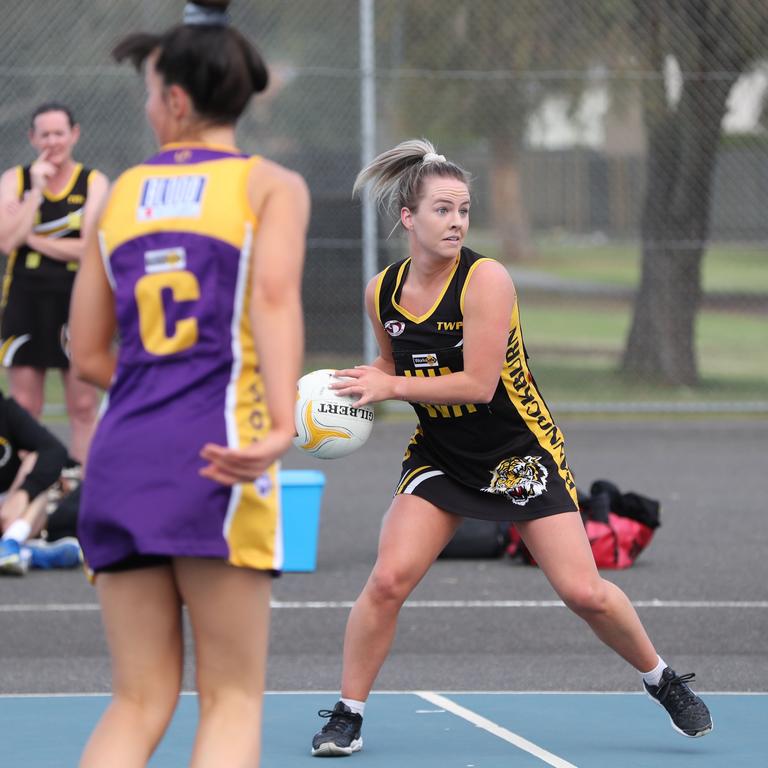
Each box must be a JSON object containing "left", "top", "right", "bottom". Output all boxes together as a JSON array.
[
  {"left": 391, "top": 376, "right": 406, "bottom": 401},
  {"left": 24, "top": 187, "right": 43, "bottom": 205}
]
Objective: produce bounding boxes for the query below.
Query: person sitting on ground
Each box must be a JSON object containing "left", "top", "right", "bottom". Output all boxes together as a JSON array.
[{"left": 0, "top": 389, "right": 82, "bottom": 574}]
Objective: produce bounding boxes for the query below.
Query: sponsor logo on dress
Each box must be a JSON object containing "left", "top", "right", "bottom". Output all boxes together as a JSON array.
[
  {"left": 482, "top": 455, "right": 548, "bottom": 506},
  {"left": 255, "top": 473, "right": 272, "bottom": 497},
  {"left": 384, "top": 319, "right": 405, "bottom": 337},
  {"left": 137, "top": 175, "right": 206, "bottom": 220},
  {"left": 144, "top": 247, "right": 187, "bottom": 273},
  {"left": 412, "top": 353, "right": 439, "bottom": 368}
]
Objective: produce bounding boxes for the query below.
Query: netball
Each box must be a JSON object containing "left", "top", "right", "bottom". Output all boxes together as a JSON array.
[{"left": 293, "top": 369, "right": 374, "bottom": 459}]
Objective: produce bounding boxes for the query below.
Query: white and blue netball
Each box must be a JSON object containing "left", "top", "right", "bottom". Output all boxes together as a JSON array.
[{"left": 293, "top": 369, "right": 374, "bottom": 459}]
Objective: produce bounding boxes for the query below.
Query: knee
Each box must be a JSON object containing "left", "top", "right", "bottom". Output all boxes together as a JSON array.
[
  {"left": 365, "top": 566, "right": 413, "bottom": 608},
  {"left": 560, "top": 579, "right": 612, "bottom": 618},
  {"left": 196, "top": 685, "right": 261, "bottom": 718},
  {"left": 112, "top": 684, "right": 179, "bottom": 735},
  {"left": 67, "top": 392, "right": 98, "bottom": 424}
]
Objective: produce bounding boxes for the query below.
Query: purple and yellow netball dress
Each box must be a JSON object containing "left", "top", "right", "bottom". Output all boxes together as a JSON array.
[{"left": 79, "top": 143, "right": 283, "bottom": 573}]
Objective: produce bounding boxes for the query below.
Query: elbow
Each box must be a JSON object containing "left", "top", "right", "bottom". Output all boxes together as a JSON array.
[
  {"left": 69, "top": 351, "right": 105, "bottom": 388},
  {"left": 476, "top": 389, "right": 495, "bottom": 405},
  {"left": 468, "top": 368, "right": 502, "bottom": 404},
  {"left": 474, "top": 380, "right": 499, "bottom": 405}
]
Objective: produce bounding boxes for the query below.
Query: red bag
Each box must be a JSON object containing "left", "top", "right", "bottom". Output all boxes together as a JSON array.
[{"left": 507, "top": 480, "right": 660, "bottom": 569}]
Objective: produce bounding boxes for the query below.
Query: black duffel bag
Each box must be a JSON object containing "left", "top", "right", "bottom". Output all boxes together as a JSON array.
[{"left": 438, "top": 518, "right": 510, "bottom": 559}]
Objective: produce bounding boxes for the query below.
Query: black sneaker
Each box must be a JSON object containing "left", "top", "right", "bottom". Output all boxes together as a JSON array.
[
  {"left": 644, "top": 667, "right": 713, "bottom": 737},
  {"left": 311, "top": 701, "right": 363, "bottom": 757}
]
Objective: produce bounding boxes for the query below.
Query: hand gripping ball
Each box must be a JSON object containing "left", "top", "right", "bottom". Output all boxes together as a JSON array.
[{"left": 293, "top": 369, "right": 374, "bottom": 459}]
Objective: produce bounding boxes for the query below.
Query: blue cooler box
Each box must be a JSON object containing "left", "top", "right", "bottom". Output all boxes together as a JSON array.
[{"left": 279, "top": 469, "right": 326, "bottom": 572}]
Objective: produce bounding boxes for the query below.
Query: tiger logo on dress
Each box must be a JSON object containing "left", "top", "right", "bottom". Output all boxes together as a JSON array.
[{"left": 482, "top": 455, "right": 548, "bottom": 505}]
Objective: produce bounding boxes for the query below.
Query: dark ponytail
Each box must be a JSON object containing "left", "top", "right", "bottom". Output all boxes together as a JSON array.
[{"left": 113, "top": 1, "right": 268, "bottom": 125}]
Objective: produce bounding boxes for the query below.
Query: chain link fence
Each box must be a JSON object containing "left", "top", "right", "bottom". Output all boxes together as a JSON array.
[{"left": 1, "top": 0, "right": 766, "bottom": 412}]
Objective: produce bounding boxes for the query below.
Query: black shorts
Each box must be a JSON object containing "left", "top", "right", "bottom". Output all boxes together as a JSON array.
[
  {"left": 98, "top": 554, "right": 172, "bottom": 573},
  {"left": 395, "top": 445, "right": 579, "bottom": 523},
  {"left": 1, "top": 281, "right": 72, "bottom": 369}
]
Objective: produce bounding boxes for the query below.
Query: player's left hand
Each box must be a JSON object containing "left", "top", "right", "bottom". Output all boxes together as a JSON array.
[
  {"left": 331, "top": 365, "right": 394, "bottom": 406},
  {"left": 199, "top": 429, "right": 295, "bottom": 486}
]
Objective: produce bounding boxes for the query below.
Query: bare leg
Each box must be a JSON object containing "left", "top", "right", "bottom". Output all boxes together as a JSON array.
[
  {"left": 79, "top": 566, "right": 183, "bottom": 768},
  {"left": 174, "top": 558, "right": 272, "bottom": 768},
  {"left": 515, "top": 512, "right": 658, "bottom": 671},
  {"left": 0, "top": 453, "right": 48, "bottom": 537},
  {"left": 7, "top": 367, "right": 46, "bottom": 418},
  {"left": 341, "top": 495, "right": 462, "bottom": 701},
  {"left": 61, "top": 368, "right": 99, "bottom": 463}
]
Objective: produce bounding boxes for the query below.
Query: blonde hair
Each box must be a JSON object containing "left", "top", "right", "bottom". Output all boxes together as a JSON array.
[{"left": 353, "top": 138, "right": 470, "bottom": 218}]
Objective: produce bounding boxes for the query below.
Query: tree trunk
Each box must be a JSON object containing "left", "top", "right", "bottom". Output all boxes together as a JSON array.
[
  {"left": 489, "top": 137, "right": 535, "bottom": 262},
  {"left": 621, "top": 3, "right": 742, "bottom": 385}
]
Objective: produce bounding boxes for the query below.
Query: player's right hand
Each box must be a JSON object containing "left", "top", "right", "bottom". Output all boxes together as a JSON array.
[{"left": 30, "top": 149, "right": 55, "bottom": 191}]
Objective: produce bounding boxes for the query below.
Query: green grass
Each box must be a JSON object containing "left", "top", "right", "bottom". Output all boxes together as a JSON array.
[
  {"left": 528, "top": 238, "right": 768, "bottom": 294},
  {"left": 469, "top": 233, "right": 768, "bottom": 294},
  {"left": 520, "top": 302, "right": 768, "bottom": 402}
]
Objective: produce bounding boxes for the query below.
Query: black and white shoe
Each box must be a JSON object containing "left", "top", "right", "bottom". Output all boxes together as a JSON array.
[
  {"left": 644, "top": 667, "right": 713, "bottom": 737},
  {"left": 311, "top": 701, "right": 363, "bottom": 757}
]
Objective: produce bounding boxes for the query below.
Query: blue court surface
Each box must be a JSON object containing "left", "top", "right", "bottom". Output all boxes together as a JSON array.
[{"left": 3, "top": 690, "right": 764, "bottom": 767}]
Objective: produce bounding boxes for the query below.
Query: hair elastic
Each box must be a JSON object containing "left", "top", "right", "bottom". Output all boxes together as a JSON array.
[
  {"left": 183, "top": 2, "right": 230, "bottom": 26},
  {"left": 423, "top": 152, "right": 446, "bottom": 164}
]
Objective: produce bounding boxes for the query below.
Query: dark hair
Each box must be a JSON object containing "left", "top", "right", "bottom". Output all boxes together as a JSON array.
[
  {"left": 30, "top": 102, "right": 76, "bottom": 131},
  {"left": 112, "top": 1, "right": 268, "bottom": 126}
]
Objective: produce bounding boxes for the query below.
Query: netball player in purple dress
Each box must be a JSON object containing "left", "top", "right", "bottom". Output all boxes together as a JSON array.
[{"left": 70, "top": 3, "right": 309, "bottom": 766}]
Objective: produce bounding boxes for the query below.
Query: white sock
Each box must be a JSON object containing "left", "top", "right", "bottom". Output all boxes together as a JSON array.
[
  {"left": 340, "top": 697, "right": 366, "bottom": 717},
  {"left": 2, "top": 520, "right": 31, "bottom": 544},
  {"left": 640, "top": 656, "right": 667, "bottom": 687}
]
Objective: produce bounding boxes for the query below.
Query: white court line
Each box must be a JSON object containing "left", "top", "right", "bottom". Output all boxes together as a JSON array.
[
  {"left": 0, "top": 599, "right": 767, "bottom": 612},
  {"left": 1, "top": 690, "right": 764, "bottom": 699},
  {"left": 417, "top": 691, "right": 578, "bottom": 768},
  {"left": 268, "top": 600, "right": 768, "bottom": 609}
]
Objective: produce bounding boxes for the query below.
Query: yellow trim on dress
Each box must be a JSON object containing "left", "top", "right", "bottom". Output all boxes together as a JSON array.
[
  {"left": 499, "top": 303, "right": 579, "bottom": 509},
  {"left": 459, "top": 257, "right": 494, "bottom": 315},
  {"left": 373, "top": 266, "right": 389, "bottom": 326},
  {"left": 44, "top": 163, "right": 83, "bottom": 202},
  {"left": 391, "top": 254, "right": 460, "bottom": 324},
  {"left": 396, "top": 465, "right": 430, "bottom": 495}
]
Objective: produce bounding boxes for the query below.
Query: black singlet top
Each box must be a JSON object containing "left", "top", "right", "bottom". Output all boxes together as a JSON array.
[{"left": 6, "top": 163, "right": 91, "bottom": 291}]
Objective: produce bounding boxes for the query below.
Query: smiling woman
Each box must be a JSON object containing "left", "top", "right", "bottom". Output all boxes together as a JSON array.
[{"left": 0, "top": 102, "right": 107, "bottom": 463}]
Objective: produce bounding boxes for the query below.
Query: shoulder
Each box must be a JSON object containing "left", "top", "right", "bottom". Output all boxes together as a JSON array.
[
  {"left": 459, "top": 248, "right": 514, "bottom": 312},
  {"left": 368, "top": 259, "right": 405, "bottom": 292},
  {"left": 0, "top": 166, "right": 23, "bottom": 198},
  {"left": 247, "top": 157, "right": 309, "bottom": 219},
  {"left": 86, "top": 168, "right": 109, "bottom": 187},
  {"left": 85, "top": 169, "right": 109, "bottom": 203},
  {"left": 461, "top": 247, "right": 512, "bottom": 283},
  {"left": 250, "top": 157, "right": 308, "bottom": 197}
]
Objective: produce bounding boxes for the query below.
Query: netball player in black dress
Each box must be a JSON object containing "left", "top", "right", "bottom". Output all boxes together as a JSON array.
[
  {"left": 0, "top": 103, "right": 107, "bottom": 462},
  {"left": 311, "top": 139, "right": 711, "bottom": 757}
]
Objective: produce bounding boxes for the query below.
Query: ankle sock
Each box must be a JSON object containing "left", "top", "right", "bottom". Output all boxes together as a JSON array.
[
  {"left": 640, "top": 656, "right": 667, "bottom": 687},
  {"left": 2, "top": 520, "right": 31, "bottom": 544},
  {"left": 340, "top": 698, "right": 366, "bottom": 717}
]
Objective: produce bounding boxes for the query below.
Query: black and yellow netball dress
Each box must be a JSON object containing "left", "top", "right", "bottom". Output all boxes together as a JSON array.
[
  {"left": 375, "top": 246, "right": 579, "bottom": 522},
  {"left": 1, "top": 163, "right": 93, "bottom": 368}
]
